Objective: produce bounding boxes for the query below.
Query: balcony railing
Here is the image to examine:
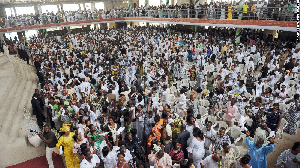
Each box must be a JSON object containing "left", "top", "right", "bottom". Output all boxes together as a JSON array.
[{"left": 0, "top": 7, "right": 297, "bottom": 29}]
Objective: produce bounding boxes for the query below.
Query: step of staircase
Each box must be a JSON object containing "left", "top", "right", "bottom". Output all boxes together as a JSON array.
[{"left": 0, "top": 54, "right": 44, "bottom": 168}]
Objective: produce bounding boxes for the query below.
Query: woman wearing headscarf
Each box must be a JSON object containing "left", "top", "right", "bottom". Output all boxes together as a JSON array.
[
  {"left": 56, "top": 124, "right": 80, "bottom": 168},
  {"left": 283, "top": 94, "right": 300, "bottom": 135}
]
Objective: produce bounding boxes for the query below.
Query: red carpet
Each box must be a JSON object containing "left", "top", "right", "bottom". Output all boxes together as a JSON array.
[{"left": 6, "top": 154, "right": 65, "bottom": 168}]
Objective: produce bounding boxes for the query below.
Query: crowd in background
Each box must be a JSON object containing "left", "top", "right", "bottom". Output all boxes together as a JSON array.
[
  {"left": 1, "top": 24, "right": 300, "bottom": 168},
  {"left": 0, "top": 0, "right": 297, "bottom": 28}
]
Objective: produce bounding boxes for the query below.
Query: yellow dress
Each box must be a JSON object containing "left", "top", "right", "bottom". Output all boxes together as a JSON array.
[
  {"left": 56, "top": 132, "right": 80, "bottom": 168},
  {"left": 228, "top": 6, "right": 232, "bottom": 19}
]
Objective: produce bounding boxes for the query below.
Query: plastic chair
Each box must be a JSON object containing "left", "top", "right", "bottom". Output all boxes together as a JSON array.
[
  {"left": 229, "top": 126, "right": 245, "bottom": 144},
  {"left": 235, "top": 134, "right": 249, "bottom": 156},
  {"left": 199, "top": 106, "right": 208, "bottom": 117},
  {"left": 231, "top": 144, "right": 241, "bottom": 158}
]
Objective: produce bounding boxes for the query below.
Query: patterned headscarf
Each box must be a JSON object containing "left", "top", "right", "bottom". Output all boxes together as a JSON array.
[{"left": 59, "top": 124, "right": 71, "bottom": 132}]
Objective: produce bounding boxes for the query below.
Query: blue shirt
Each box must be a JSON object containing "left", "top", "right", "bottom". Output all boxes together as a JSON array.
[
  {"left": 266, "top": 109, "right": 282, "bottom": 126},
  {"left": 235, "top": 85, "right": 247, "bottom": 95},
  {"left": 245, "top": 137, "right": 275, "bottom": 168}
]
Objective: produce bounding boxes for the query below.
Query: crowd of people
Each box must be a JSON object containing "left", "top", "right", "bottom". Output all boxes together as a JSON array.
[
  {"left": 1, "top": 24, "right": 299, "bottom": 168},
  {"left": 0, "top": 0, "right": 297, "bottom": 28}
]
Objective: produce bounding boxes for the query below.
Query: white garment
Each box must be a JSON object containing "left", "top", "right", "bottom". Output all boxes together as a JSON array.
[
  {"left": 46, "top": 147, "right": 60, "bottom": 168},
  {"left": 177, "top": 93, "right": 187, "bottom": 109},
  {"left": 201, "top": 154, "right": 219, "bottom": 168},
  {"left": 187, "top": 138, "right": 205, "bottom": 168},
  {"left": 255, "top": 82, "right": 264, "bottom": 97},
  {"left": 202, "top": 128, "right": 216, "bottom": 156},
  {"left": 80, "top": 154, "right": 100, "bottom": 168},
  {"left": 101, "top": 146, "right": 119, "bottom": 168}
]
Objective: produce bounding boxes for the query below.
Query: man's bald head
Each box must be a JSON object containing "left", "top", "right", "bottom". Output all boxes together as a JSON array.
[{"left": 212, "top": 153, "right": 221, "bottom": 163}]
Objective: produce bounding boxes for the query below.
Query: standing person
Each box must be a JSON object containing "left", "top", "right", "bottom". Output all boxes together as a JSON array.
[
  {"left": 217, "top": 142, "right": 237, "bottom": 168},
  {"left": 187, "top": 128, "right": 205, "bottom": 168},
  {"left": 115, "top": 153, "right": 130, "bottom": 168},
  {"left": 211, "top": 127, "right": 232, "bottom": 153},
  {"left": 224, "top": 99, "right": 238, "bottom": 127},
  {"left": 103, "top": 116, "right": 120, "bottom": 144},
  {"left": 161, "top": 118, "right": 172, "bottom": 153},
  {"left": 31, "top": 93, "right": 44, "bottom": 130},
  {"left": 200, "top": 153, "right": 222, "bottom": 168},
  {"left": 283, "top": 94, "right": 300, "bottom": 135},
  {"left": 276, "top": 142, "right": 300, "bottom": 168},
  {"left": 239, "top": 154, "right": 252, "bottom": 168},
  {"left": 202, "top": 121, "right": 216, "bottom": 157},
  {"left": 38, "top": 125, "right": 60, "bottom": 168},
  {"left": 148, "top": 150, "right": 172, "bottom": 168},
  {"left": 196, "top": 67, "right": 205, "bottom": 89},
  {"left": 245, "top": 130, "right": 275, "bottom": 168},
  {"left": 3, "top": 43, "right": 10, "bottom": 62},
  {"left": 177, "top": 124, "right": 190, "bottom": 159},
  {"left": 265, "top": 103, "right": 282, "bottom": 132},
  {"left": 56, "top": 124, "right": 80, "bottom": 168},
  {"left": 80, "top": 150, "right": 101, "bottom": 168}
]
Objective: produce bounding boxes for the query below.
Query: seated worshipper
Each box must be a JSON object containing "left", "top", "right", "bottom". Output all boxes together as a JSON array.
[
  {"left": 217, "top": 142, "right": 237, "bottom": 168},
  {"left": 169, "top": 142, "right": 184, "bottom": 164},
  {"left": 265, "top": 103, "right": 282, "bottom": 132},
  {"left": 56, "top": 124, "right": 80, "bottom": 168},
  {"left": 238, "top": 154, "right": 252, "bottom": 168},
  {"left": 276, "top": 141, "right": 300, "bottom": 168},
  {"left": 80, "top": 149, "right": 101, "bottom": 168},
  {"left": 211, "top": 127, "right": 232, "bottom": 153},
  {"left": 200, "top": 153, "right": 222, "bottom": 168},
  {"left": 245, "top": 130, "right": 275, "bottom": 168},
  {"left": 148, "top": 149, "right": 172, "bottom": 168}
]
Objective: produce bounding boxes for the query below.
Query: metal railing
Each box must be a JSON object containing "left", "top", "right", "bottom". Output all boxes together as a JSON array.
[{"left": 0, "top": 6, "right": 297, "bottom": 29}]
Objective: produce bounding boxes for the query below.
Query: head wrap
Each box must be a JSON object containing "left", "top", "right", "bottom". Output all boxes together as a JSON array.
[{"left": 59, "top": 124, "right": 71, "bottom": 133}]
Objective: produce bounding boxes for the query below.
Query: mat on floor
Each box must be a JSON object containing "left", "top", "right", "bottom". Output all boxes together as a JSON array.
[{"left": 6, "top": 154, "right": 65, "bottom": 168}]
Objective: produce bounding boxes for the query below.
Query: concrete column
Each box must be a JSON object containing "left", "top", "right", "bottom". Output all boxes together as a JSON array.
[
  {"left": 78, "top": 4, "right": 82, "bottom": 11},
  {"left": 60, "top": 4, "right": 64, "bottom": 12},
  {"left": 34, "top": 5, "right": 39, "bottom": 15},
  {"left": 0, "top": 33, "right": 5, "bottom": 41},
  {"left": 83, "top": 3, "right": 86, "bottom": 11},
  {"left": 13, "top": 7, "right": 17, "bottom": 16},
  {"left": 57, "top": 4, "right": 61, "bottom": 12},
  {"left": 91, "top": 2, "right": 95, "bottom": 13},
  {"left": 67, "top": 27, "right": 71, "bottom": 33},
  {"left": 0, "top": 6, "right": 6, "bottom": 17}
]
